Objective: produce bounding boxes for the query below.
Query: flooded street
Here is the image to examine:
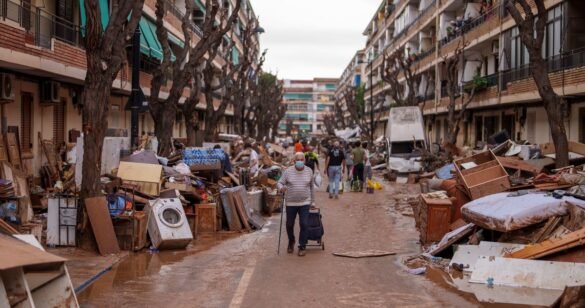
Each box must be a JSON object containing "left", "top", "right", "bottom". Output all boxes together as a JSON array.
[{"left": 78, "top": 181, "right": 478, "bottom": 307}]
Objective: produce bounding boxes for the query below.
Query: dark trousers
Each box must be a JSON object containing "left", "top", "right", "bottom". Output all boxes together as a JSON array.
[
  {"left": 286, "top": 204, "right": 310, "bottom": 249},
  {"left": 353, "top": 163, "right": 365, "bottom": 183}
]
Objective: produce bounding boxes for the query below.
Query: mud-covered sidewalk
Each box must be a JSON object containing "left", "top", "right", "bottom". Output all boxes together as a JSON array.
[{"left": 76, "top": 181, "right": 478, "bottom": 307}]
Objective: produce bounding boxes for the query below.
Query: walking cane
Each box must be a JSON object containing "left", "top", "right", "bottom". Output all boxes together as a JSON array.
[{"left": 277, "top": 193, "right": 285, "bottom": 255}]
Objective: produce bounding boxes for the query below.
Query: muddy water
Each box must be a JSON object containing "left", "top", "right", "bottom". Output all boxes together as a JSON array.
[{"left": 77, "top": 233, "right": 238, "bottom": 306}]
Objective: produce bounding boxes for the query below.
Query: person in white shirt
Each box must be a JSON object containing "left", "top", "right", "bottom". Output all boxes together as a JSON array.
[
  {"left": 245, "top": 143, "right": 259, "bottom": 174},
  {"left": 363, "top": 142, "right": 372, "bottom": 181}
]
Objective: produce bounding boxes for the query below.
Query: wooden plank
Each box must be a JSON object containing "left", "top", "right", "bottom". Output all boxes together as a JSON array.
[
  {"left": 6, "top": 133, "right": 22, "bottom": 171},
  {"left": 2, "top": 162, "right": 32, "bottom": 223},
  {"left": 507, "top": 227, "right": 585, "bottom": 259},
  {"left": 0, "top": 218, "right": 18, "bottom": 234},
  {"left": 220, "top": 191, "right": 242, "bottom": 232},
  {"left": 429, "top": 223, "right": 475, "bottom": 256},
  {"left": 569, "top": 141, "right": 585, "bottom": 156},
  {"left": 497, "top": 156, "right": 542, "bottom": 174},
  {"left": 0, "top": 134, "right": 8, "bottom": 162},
  {"left": 117, "top": 162, "right": 162, "bottom": 183},
  {"left": 85, "top": 197, "right": 120, "bottom": 255},
  {"left": 231, "top": 192, "right": 251, "bottom": 231}
]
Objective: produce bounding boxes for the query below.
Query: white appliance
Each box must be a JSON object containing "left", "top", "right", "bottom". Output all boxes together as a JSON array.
[
  {"left": 47, "top": 197, "right": 77, "bottom": 246},
  {"left": 147, "top": 198, "right": 193, "bottom": 250}
]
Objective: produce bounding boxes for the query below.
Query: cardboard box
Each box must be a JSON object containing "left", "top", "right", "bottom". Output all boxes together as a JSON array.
[
  {"left": 454, "top": 150, "right": 510, "bottom": 200},
  {"left": 117, "top": 162, "right": 163, "bottom": 196}
]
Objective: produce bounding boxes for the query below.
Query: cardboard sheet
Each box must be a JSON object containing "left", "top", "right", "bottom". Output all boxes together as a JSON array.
[{"left": 461, "top": 192, "right": 585, "bottom": 232}]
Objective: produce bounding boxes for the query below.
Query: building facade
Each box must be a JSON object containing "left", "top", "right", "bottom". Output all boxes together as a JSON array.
[
  {"left": 0, "top": 0, "right": 260, "bottom": 177},
  {"left": 340, "top": 0, "right": 585, "bottom": 147},
  {"left": 279, "top": 78, "right": 338, "bottom": 138}
]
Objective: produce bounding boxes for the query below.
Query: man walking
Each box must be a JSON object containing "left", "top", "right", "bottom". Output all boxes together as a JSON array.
[
  {"left": 325, "top": 141, "right": 345, "bottom": 199},
  {"left": 352, "top": 141, "right": 366, "bottom": 192},
  {"left": 278, "top": 152, "right": 314, "bottom": 256},
  {"left": 304, "top": 145, "right": 320, "bottom": 174}
]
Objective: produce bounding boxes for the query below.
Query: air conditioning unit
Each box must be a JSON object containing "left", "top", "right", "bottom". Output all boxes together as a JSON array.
[
  {"left": 0, "top": 73, "right": 15, "bottom": 101},
  {"left": 41, "top": 80, "right": 60, "bottom": 103}
]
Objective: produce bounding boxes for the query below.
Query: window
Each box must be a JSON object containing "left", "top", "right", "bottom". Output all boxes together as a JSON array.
[
  {"left": 545, "top": 5, "right": 562, "bottom": 58},
  {"left": 21, "top": 93, "right": 33, "bottom": 153},
  {"left": 502, "top": 114, "right": 516, "bottom": 141}
]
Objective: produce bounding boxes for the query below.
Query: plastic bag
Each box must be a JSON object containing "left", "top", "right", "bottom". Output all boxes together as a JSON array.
[
  {"left": 367, "top": 179, "right": 383, "bottom": 190},
  {"left": 314, "top": 173, "right": 323, "bottom": 188}
]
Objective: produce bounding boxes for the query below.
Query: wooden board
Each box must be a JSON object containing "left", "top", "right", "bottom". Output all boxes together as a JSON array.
[
  {"left": 117, "top": 162, "right": 162, "bottom": 196},
  {"left": 40, "top": 138, "right": 59, "bottom": 177},
  {"left": 85, "top": 197, "right": 120, "bottom": 255},
  {"left": 232, "top": 192, "right": 251, "bottom": 231},
  {"left": 507, "top": 227, "right": 585, "bottom": 260},
  {"left": 429, "top": 223, "right": 475, "bottom": 256},
  {"left": 196, "top": 203, "right": 217, "bottom": 233},
  {"left": 220, "top": 191, "right": 242, "bottom": 232},
  {"left": 497, "top": 156, "right": 542, "bottom": 174},
  {"left": 0, "top": 134, "right": 8, "bottom": 162},
  {"left": 6, "top": 133, "right": 22, "bottom": 171},
  {"left": 2, "top": 162, "right": 32, "bottom": 223}
]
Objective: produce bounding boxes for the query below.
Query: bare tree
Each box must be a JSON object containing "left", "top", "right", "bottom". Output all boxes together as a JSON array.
[
  {"left": 444, "top": 44, "right": 478, "bottom": 146},
  {"left": 506, "top": 0, "right": 569, "bottom": 168},
  {"left": 248, "top": 73, "right": 285, "bottom": 140},
  {"left": 150, "top": 0, "right": 242, "bottom": 155},
  {"left": 322, "top": 113, "right": 337, "bottom": 136},
  {"left": 201, "top": 39, "right": 240, "bottom": 142},
  {"left": 381, "top": 47, "right": 421, "bottom": 107},
  {"left": 344, "top": 85, "right": 383, "bottom": 143},
  {"left": 81, "top": 0, "right": 145, "bottom": 199}
]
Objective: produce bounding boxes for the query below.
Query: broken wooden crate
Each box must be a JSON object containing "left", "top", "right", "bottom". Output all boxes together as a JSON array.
[{"left": 454, "top": 150, "right": 510, "bottom": 200}]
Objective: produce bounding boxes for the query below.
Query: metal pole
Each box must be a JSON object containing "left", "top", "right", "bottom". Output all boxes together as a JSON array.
[
  {"left": 369, "top": 61, "right": 373, "bottom": 144},
  {"left": 130, "top": 26, "right": 141, "bottom": 149},
  {"left": 277, "top": 194, "right": 285, "bottom": 255}
]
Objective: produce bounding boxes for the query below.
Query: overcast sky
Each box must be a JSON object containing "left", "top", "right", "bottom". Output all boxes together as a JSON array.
[{"left": 251, "top": 0, "right": 381, "bottom": 80}]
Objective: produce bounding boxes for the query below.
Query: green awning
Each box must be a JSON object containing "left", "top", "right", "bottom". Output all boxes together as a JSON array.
[
  {"left": 79, "top": 0, "right": 109, "bottom": 34},
  {"left": 168, "top": 33, "right": 185, "bottom": 48},
  {"left": 139, "top": 17, "right": 163, "bottom": 60},
  {"left": 195, "top": 0, "right": 205, "bottom": 12}
]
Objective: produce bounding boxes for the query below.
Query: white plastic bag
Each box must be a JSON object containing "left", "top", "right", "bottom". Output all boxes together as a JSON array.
[{"left": 314, "top": 173, "right": 323, "bottom": 188}]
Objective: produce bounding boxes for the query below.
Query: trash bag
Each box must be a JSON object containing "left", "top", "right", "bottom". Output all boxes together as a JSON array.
[{"left": 367, "top": 179, "right": 383, "bottom": 190}]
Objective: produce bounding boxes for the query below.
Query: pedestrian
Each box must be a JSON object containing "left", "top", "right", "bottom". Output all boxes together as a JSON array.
[
  {"left": 245, "top": 143, "right": 259, "bottom": 174},
  {"left": 294, "top": 139, "right": 303, "bottom": 153},
  {"left": 325, "top": 141, "right": 346, "bottom": 199},
  {"left": 304, "top": 145, "right": 320, "bottom": 174},
  {"left": 363, "top": 142, "right": 372, "bottom": 183},
  {"left": 278, "top": 152, "right": 315, "bottom": 256},
  {"left": 352, "top": 141, "right": 366, "bottom": 192},
  {"left": 214, "top": 144, "right": 232, "bottom": 174},
  {"left": 345, "top": 144, "right": 354, "bottom": 178}
]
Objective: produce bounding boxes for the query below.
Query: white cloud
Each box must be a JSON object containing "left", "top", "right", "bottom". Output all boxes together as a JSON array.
[{"left": 251, "top": 0, "right": 381, "bottom": 80}]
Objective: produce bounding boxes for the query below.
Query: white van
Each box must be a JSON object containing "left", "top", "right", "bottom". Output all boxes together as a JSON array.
[{"left": 385, "top": 107, "right": 426, "bottom": 173}]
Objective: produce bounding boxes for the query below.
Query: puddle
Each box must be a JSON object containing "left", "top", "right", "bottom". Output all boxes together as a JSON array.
[{"left": 77, "top": 233, "right": 239, "bottom": 304}]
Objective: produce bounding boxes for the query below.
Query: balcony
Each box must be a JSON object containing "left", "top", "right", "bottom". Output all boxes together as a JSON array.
[
  {"left": 439, "top": 4, "right": 500, "bottom": 47},
  {"left": 501, "top": 47, "right": 585, "bottom": 90},
  {"left": 1, "top": 0, "right": 84, "bottom": 48}
]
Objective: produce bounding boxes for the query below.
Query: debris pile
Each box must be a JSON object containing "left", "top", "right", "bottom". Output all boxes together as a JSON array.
[
  {"left": 410, "top": 139, "right": 585, "bottom": 306},
  {"left": 0, "top": 134, "right": 289, "bottom": 259}
]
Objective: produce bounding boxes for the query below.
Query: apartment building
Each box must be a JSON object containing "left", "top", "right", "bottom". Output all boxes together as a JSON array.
[
  {"left": 279, "top": 78, "right": 338, "bottom": 138},
  {"left": 0, "top": 0, "right": 260, "bottom": 177},
  {"left": 340, "top": 0, "right": 585, "bottom": 147},
  {"left": 335, "top": 49, "right": 366, "bottom": 119}
]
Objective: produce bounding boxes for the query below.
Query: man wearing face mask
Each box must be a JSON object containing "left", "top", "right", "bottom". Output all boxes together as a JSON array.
[{"left": 277, "top": 152, "right": 315, "bottom": 256}]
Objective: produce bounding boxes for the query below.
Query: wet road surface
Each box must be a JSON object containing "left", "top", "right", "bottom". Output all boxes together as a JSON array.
[{"left": 78, "top": 181, "right": 478, "bottom": 307}]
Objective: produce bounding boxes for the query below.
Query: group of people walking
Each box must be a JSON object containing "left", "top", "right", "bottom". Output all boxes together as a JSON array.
[{"left": 325, "top": 140, "right": 372, "bottom": 199}]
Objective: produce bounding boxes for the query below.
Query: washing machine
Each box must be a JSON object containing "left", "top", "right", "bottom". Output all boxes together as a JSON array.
[{"left": 147, "top": 198, "right": 193, "bottom": 250}]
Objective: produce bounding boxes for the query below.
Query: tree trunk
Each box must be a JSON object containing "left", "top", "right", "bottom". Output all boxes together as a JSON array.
[
  {"left": 80, "top": 81, "right": 109, "bottom": 199},
  {"left": 153, "top": 105, "right": 176, "bottom": 156},
  {"left": 185, "top": 116, "right": 199, "bottom": 147}
]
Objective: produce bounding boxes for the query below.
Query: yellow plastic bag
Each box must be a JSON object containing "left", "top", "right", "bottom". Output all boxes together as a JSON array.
[{"left": 367, "top": 179, "right": 383, "bottom": 190}]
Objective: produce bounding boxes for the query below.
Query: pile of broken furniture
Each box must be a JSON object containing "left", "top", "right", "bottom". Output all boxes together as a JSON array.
[
  {"left": 413, "top": 140, "right": 585, "bottom": 306},
  {"left": 0, "top": 133, "right": 290, "bottom": 259}
]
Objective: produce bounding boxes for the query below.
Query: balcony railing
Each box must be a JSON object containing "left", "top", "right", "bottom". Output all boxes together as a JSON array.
[
  {"left": 439, "top": 4, "right": 499, "bottom": 47},
  {"left": 163, "top": 0, "right": 203, "bottom": 37},
  {"left": 412, "top": 46, "right": 436, "bottom": 64},
  {"left": 501, "top": 47, "right": 585, "bottom": 90},
  {"left": 1, "top": 0, "right": 84, "bottom": 48}
]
